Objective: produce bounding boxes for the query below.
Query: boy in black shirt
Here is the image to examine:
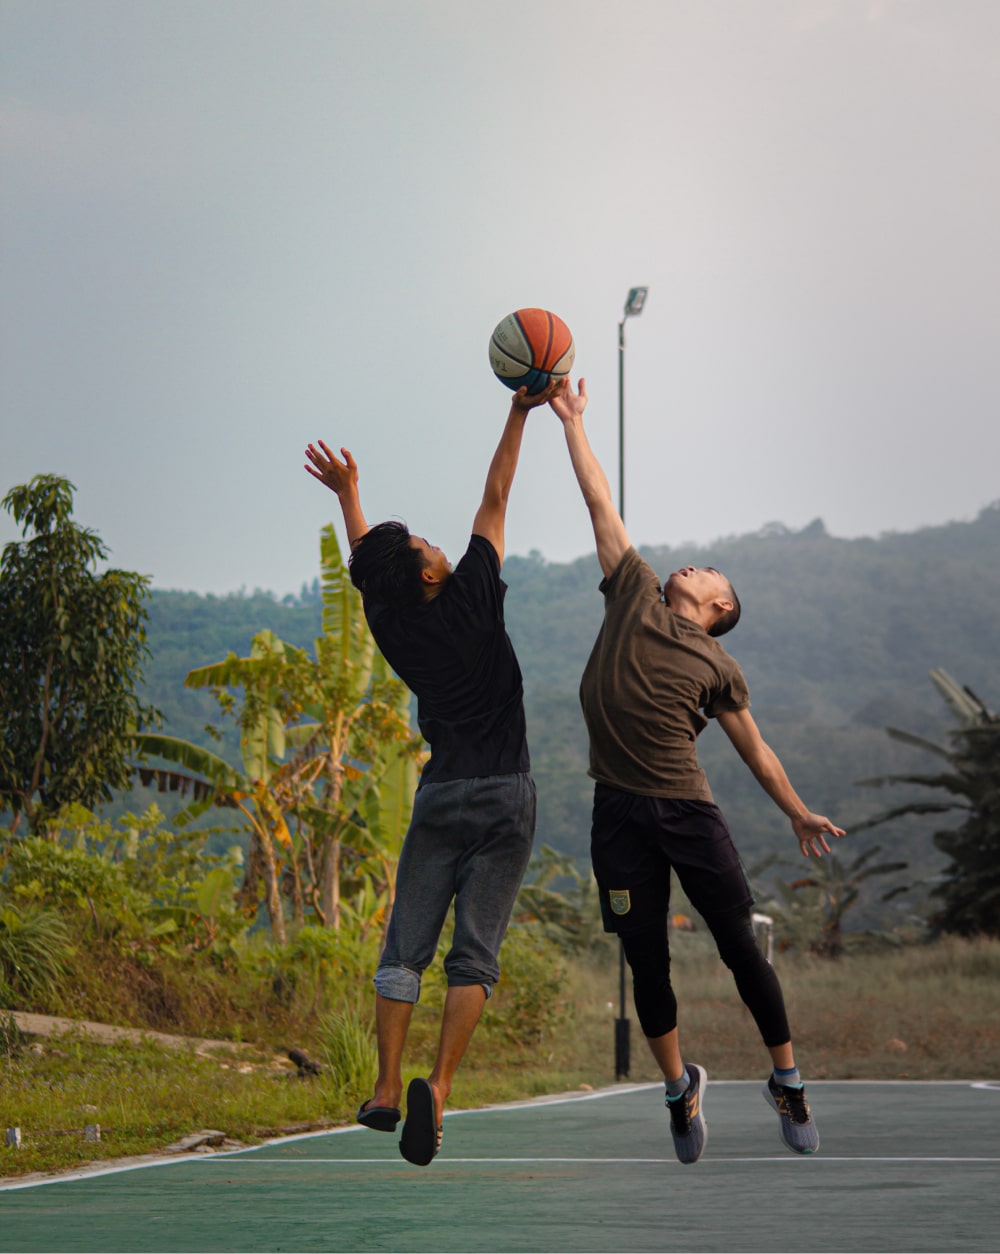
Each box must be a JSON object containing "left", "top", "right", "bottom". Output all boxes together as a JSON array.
[{"left": 305, "top": 379, "right": 559, "bottom": 1166}]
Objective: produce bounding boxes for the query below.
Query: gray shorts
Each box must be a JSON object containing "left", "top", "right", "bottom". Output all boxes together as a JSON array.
[{"left": 374, "top": 772, "right": 536, "bottom": 1003}]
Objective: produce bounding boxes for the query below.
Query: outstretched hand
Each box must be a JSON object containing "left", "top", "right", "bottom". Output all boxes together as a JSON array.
[
  {"left": 549, "top": 376, "right": 588, "bottom": 423},
  {"left": 792, "top": 812, "right": 847, "bottom": 858},
  {"left": 510, "top": 377, "right": 568, "bottom": 412},
  {"left": 304, "top": 441, "right": 358, "bottom": 498}
]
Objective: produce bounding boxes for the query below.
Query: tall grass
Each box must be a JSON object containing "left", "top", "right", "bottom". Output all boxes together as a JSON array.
[
  {"left": 317, "top": 1008, "right": 378, "bottom": 1104},
  {"left": 0, "top": 903, "right": 74, "bottom": 1008}
]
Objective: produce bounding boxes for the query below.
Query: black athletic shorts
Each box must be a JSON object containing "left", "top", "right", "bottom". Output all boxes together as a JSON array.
[{"left": 590, "top": 783, "right": 753, "bottom": 934}]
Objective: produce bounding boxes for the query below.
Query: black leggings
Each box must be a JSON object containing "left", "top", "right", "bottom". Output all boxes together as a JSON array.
[{"left": 620, "top": 905, "right": 790, "bottom": 1046}]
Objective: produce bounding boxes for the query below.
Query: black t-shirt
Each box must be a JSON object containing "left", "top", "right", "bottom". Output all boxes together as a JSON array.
[{"left": 363, "top": 534, "right": 529, "bottom": 784}]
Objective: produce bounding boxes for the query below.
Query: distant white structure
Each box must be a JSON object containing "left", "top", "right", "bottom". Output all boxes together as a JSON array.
[{"left": 752, "top": 912, "right": 775, "bottom": 963}]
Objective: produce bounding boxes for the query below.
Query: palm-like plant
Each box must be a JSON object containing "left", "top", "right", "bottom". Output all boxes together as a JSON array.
[
  {"left": 133, "top": 527, "right": 422, "bottom": 942},
  {"left": 769, "top": 846, "right": 909, "bottom": 957},
  {"left": 855, "top": 669, "right": 1000, "bottom": 938}
]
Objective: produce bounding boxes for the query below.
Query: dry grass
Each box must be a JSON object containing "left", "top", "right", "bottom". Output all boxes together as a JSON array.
[{"left": 550, "top": 932, "right": 1000, "bottom": 1084}]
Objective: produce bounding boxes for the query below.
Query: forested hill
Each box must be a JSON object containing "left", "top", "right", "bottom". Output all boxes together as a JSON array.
[{"left": 144, "top": 502, "right": 1000, "bottom": 885}]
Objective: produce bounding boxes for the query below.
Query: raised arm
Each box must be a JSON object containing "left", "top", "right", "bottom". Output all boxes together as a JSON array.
[
  {"left": 472, "top": 379, "right": 563, "bottom": 565},
  {"left": 304, "top": 441, "right": 370, "bottom": 549},
  {"left": 549, "top": 378, "right": 631, "bottom": 578},
  {"left": 716, "top": 707, "right": 846, "bottom": 858}
]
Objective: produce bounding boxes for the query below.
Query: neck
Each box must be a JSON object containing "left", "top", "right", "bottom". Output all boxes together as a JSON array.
[{"left": 665, "top": 592, "right": 713, "bottom": 632}]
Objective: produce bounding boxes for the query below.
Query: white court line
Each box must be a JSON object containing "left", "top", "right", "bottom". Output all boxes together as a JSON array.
[
  {"left": 195, "top": 1155, "right": 1000, "bottom": 1166},
  {"left": 2, "top": 1079, "right": 995, "bottom": 1192}
]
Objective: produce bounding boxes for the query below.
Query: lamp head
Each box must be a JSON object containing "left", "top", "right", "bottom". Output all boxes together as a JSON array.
[{"left": 624, "top": 286, "right": 648, "bottom": 317}]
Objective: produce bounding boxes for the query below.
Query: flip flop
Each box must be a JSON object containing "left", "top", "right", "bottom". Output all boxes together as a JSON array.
[
  {"left": 356, "top": 1099, "right": 401, "bottom": 1132},
  {"left": 399, "top": 1077, "right": 442, "bottom": 1166}
]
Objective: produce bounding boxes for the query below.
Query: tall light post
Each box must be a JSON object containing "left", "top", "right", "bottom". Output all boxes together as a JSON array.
[
  {"left": 618, "top": 286, "right": 648, "bottom": 526},
  {"left": 614, "top": 284, "right": 648, "bottom": 1082}
]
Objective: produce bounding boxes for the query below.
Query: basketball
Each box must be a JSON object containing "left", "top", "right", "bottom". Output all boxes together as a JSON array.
[{"left": 488, "top": 308, "right": 575, "bottom": 394}]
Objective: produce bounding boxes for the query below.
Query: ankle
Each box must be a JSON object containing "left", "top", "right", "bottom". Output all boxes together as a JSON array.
[{"left": 665, "top": 1067, "right": 690, "bottom": 1100}]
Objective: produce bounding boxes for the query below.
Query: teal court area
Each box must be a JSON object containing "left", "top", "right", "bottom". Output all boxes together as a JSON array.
[{"left": 2, "top": 1081, "right": 998, "bottom": 1254}]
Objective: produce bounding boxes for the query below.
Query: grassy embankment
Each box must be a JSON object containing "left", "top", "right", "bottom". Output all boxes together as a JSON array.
[{"left": 2, "top": 934, "right": 998, "bottom": 1179}]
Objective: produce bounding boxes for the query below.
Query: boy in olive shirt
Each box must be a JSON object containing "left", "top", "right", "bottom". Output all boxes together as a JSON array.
[{"left": 551, "top": 377, "right": 845, "bottom": 1165}]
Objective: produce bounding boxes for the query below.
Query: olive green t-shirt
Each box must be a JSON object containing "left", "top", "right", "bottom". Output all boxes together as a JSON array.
[{"left": 579, "top": 548, "right": 750, "bottom": 801}]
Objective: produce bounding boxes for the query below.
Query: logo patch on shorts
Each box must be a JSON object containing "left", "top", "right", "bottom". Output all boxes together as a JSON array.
[{"left": 609, "top": 889, "right": 631, "bottom": 916}]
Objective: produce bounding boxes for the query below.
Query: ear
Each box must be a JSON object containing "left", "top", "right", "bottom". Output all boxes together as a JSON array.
[
  {"left": 712, "top": 596, "right": 734, "bottom": 615},
  {"left": 421, "top": 566, "right": 441, "bottom": 585}
]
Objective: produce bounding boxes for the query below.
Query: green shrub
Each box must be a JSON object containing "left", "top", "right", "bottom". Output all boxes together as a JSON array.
[
  {"left": 0, "top": 901, "right": 74, "bottom": 1008},
  {"left": 5, "top": 836, "right": 151, "bottom": 931},
  {"left": 486, "top": 920, "right": 571, "bottom": 1045},
  {"left": 317, "top": 1007, "right": 378, "bottom": 1103}
]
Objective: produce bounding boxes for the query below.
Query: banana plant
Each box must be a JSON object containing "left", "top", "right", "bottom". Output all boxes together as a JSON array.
[
  {"left": 133, "top": 527, "right": 423, "bottom": 941},
  {"left": 135, "top": 630, "right": 296, "bottom": 944}
]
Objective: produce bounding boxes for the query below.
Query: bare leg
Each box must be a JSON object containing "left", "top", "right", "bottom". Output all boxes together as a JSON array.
[
  {"left": 366, "top": 991, "right": 414, "bottom": 1111},
  {"left": 768, "top": 1041, "right": 795, "bottom": 1071},
  {"left": 427, "top": 984, "right": 488, "bottom": 1125},
  {"left": 644, "top": 1027, "right": 685, "bottom": 1083}
]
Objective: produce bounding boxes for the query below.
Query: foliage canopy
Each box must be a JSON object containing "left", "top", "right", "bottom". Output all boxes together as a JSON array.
[{"left": 0, "top": 475, "right": 156, "bottom": 835}]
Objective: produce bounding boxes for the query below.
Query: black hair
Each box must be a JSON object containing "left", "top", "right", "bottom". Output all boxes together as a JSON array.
[
  {"left": 708, "top": 580, "right": 741, "bottom": 638},
  {"left": 347, "top": 521, "right": 427, "bottom": 607}
]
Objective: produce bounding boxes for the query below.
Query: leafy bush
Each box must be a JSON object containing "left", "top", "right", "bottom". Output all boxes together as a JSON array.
[
  {"left": 486, "top": 920, "right": 571, "bottom": 1045},
  {"left": 2, "top": 805, "right": 249, "bottom": 960},
  {"left": 238, "top": 922, "right": 383, "bottom": 1019},
  {"left": 4, "top": 835, "right": 151, "bottom": 943}
]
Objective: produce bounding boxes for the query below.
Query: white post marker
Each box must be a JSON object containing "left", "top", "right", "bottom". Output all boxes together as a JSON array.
[
  {"left": 752, "top": 912, "right": 775, "bottom": 963},
  {"left": 5, "top": 1127, "right": 22, "bottom": 1148}
]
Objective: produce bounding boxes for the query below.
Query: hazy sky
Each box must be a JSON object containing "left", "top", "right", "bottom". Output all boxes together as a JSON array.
[{"left": 2, "top": 0, "right": 998, "bottom": 595}]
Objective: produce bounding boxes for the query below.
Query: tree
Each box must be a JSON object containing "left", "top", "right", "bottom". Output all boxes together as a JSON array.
[
  {"left": 856, "top": 669, "right": 1000, "bottom": 938},
  {"left": 0, "top": 476, "right": 155, "bottom": 836}
]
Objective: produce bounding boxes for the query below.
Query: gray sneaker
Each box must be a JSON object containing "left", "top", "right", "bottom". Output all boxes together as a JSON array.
[
  {"left": 666, "top": 1063, "right": 707, "bottom": 1165},
  {"left": 763, "top": 1075, "right": 820, "bottom": 1154}
]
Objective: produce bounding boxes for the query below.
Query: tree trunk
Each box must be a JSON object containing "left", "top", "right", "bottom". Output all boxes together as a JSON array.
[
  {"left": 257, "top": 825, "right": 287, "bottom": 946},
  {"left": 320, "top": 836, "right": 341, "bottom": 931}
]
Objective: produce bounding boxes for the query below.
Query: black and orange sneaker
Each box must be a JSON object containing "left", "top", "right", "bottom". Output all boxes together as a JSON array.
[
  {"left": 665, "top": 1063, "right": 707, "bottom": 1164},
  {"left": 763, "top": 1074, "right": 820, "bottom": 1154}
]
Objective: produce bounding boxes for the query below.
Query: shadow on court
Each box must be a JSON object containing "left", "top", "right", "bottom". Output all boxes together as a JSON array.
[{"left": 1, "top": 1081, "right": 998, "bottom": 1253}]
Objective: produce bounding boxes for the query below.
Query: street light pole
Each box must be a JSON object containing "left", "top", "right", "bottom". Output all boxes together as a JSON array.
[
  {"left": 614, "top": 285, "right": 648, "bottom": 1083},
  {"left": 617, "top": 287, "right": 648, "bottom": 527}
]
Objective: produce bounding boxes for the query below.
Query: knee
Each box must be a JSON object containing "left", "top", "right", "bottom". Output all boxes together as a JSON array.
[
  {"left": 620, "top": 926, "right": 676, "bottom": 1038},
  {"left": 620, "top": 924, "right": 670, "bottom": 976},
  {"left": 373, "top": 963, "right": 422, "bottom": 1003},
  {"left": 711, "top": 914, "right": 766, "bottom": 974}
]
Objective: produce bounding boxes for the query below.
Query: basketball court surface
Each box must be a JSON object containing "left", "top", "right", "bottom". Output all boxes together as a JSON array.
[{"left": 2, "top": 1081, "right": 998, "bottom": 1253}]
